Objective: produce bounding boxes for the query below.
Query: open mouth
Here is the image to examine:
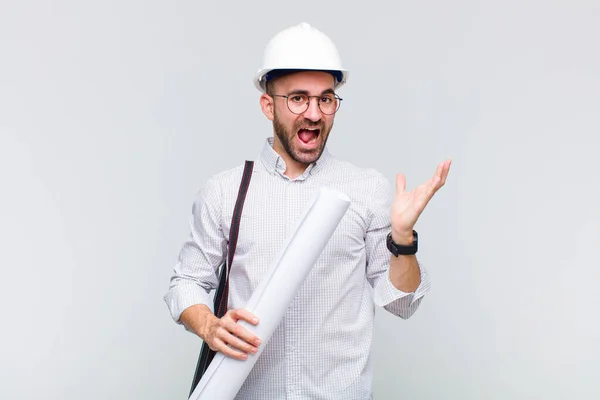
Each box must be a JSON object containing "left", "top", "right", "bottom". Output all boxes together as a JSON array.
[{"left": 297, "top": 127, "right": 321, "bottom": 145}]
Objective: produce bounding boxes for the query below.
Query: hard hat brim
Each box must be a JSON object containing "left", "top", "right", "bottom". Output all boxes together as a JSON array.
[{"left": 254, "top": 68, "right": 349, "bottom": 93}]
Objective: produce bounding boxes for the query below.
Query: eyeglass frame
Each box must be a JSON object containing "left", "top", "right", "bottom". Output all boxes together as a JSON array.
[{"left": 269, "top": 91, "right": 344, "bottom": 115}]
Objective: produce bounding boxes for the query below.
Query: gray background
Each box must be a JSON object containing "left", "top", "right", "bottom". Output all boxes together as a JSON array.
[{"left": 1, "top": 1, "right": 598, "bottom": 399}]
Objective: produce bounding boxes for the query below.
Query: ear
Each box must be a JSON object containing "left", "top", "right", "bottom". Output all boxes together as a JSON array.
[{"left": 260, "top": 93, "right": 275, "bottom": 121}]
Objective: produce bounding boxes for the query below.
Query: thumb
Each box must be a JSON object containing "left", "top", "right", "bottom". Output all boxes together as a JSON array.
[{"left": 395, "top": 173, "right": 406, "bottom": 196}]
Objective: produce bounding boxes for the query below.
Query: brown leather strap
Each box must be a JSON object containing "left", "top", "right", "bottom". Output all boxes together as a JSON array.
[{"left": 215, "top": 160, "right": 254, "bottom": 317}]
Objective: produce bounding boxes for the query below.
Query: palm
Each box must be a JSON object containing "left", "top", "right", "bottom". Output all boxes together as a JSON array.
[{"left": 391, "top": 160, "right": 452, "bottom": 237}]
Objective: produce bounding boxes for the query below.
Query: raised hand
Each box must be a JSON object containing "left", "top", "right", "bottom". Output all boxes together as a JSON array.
[{"left": 390, "top": 159, "right": 452, "bottom": 243}]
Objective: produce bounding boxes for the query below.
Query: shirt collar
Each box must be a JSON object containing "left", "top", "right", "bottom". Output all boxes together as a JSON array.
[{"left": 260, "top": 137, "right": 331, "bottom": 180}]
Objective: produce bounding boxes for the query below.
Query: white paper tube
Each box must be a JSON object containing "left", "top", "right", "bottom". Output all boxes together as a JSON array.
[{"left": 190, "top": 186, "right": 351, "bottom": 400}]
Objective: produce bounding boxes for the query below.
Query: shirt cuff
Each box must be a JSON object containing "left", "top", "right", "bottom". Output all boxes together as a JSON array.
[
  {"left": 163, "top": 282, "right": 213, "bottom": 324},
  {"left": 373, "top": 261, "right": 431, "bottom": 308}
]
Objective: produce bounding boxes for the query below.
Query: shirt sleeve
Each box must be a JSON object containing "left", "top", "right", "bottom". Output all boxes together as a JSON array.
[
  {"left": 163, "top": 175, "right": 227, "bottom": 324},
  {"left": 364, "top": 171, "right": 432, "bottom": 319}
]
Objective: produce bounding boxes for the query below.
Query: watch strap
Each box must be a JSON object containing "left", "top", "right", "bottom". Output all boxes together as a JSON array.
[{"left": 386, "top": 230, "right": 418, "bottom": 256}]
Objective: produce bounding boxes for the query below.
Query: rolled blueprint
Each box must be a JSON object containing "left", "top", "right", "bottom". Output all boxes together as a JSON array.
[{"left": 190, "top": 186, "right": 351, "bottom": 400}]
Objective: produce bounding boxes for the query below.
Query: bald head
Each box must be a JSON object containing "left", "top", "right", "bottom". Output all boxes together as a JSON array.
[{"left": 265, "top": 70, "right": 337, "bottom": 95}]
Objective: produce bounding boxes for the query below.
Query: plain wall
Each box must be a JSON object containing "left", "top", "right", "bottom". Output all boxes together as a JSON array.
[{"left": 1, "top": 1, "right": 598, "bottom": 399}]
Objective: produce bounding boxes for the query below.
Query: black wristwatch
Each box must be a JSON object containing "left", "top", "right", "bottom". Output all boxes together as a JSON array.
[{"left": 386, "top": 230, "right": 418, "bottom": 256}]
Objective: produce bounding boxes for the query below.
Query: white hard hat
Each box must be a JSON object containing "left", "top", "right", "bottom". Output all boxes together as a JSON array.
[{"left": 254, "top": 22, "right": 349, "bottom": 93}]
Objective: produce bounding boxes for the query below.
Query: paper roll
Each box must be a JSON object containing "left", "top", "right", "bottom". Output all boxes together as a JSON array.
[{"left": 190, "top": 186, "right": 351, "bottom": 400}]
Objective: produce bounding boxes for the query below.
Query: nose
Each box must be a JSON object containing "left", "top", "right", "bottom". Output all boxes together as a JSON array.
[{"left": 302, "top": 97, "right": 322, "bottom": 122}]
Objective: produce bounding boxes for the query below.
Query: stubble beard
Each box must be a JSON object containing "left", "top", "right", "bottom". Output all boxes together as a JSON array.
[{"left": 272, "top": 108, "right": 333, "bottom": 166}]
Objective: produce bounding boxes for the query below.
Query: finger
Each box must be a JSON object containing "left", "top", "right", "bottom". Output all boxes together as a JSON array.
[
  {"left": 429, "top": 162, "right": 445, "bottom": 190},
  {"left": 440, "top": 159, "right": 452, "bottom": 185},
  {"left": 222, "top": 317, "right": 262, "bottom": 348},
  {"left": 420, "top": 179, "right": 438, "bottom": 203},
  {"left": 395, "top": 173, "right": 406, "bottom": 196},
  {"left": 213, "top": 336, "right": 252, "bottom": 360},
  {"left": 428, "top": 176, "right": 440, "bottom": 193},
  {"left": 425, "top": 171, "right": 441, "bottom": 191},
  {"left": 233, "top": 308, "right": 260, "bottom": 326},
  {"left": 435, "top": 161, "right": 444, "bottom": 180},
  {"left": 426, "top": 160, "right": 452, "bottom": 198},
  {"left": 220, "top": 328, "right": 259, "bottom": 356}
]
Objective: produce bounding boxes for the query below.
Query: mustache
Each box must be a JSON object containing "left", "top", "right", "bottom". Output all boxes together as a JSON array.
[{"left": 295, "top": 120, "right": 323, "bottom": 130}]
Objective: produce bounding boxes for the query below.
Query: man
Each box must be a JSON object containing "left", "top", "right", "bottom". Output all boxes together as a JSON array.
[{"left": 165, "top": 22, "right": 451, "bottom": 399}]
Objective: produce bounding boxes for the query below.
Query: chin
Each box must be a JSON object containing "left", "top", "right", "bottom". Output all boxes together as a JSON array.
[{"left": 292, "top": 148, "right": 322, "bottom": 165}]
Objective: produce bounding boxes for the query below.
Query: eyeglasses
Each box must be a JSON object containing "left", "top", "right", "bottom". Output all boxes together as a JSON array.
[{"left": 270, "top": 93, "right": 343, "bottom": 115}]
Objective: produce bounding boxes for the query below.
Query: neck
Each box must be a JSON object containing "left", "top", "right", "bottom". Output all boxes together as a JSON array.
[{"left": 272, "top": 139, "right": 309, "bottom": 180}]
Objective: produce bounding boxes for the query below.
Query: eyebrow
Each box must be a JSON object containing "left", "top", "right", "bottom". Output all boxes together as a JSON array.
[{"left": 287, "top": 88, "right": 336, "bottom": 96}]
